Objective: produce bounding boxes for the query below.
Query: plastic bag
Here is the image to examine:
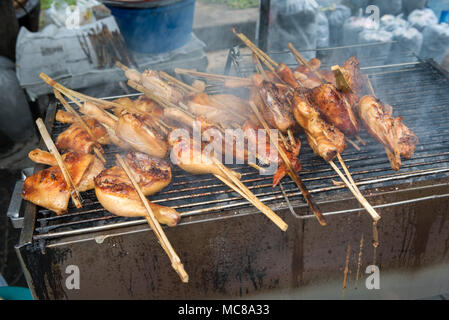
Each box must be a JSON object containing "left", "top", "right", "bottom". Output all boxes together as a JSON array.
[
  {"left": 357, "top": 29, "right": 393, "bottom": 64},
  {"left": 380, "top": 14, "right": 409, "bottom": 32},
  {"left": 316, "top": 11, "right": 330, "bottom": 48},
  {"left": 269, "top": 0, "right": 319, "bottom": 60},
  {"left": 402, "top": 0, "right": 427, "bottom": 16},
  {"left": 408, "top": 8, "right": 438, "bottom": 32},
  {"left": 342, "top": 16, "right": 378, "bottom": 46},
  {"left": 372, "top": 0, "right": 402, "bottom": 16},
  {"left": 47, "top": 0, "right": 99, "bottom": 28},
  {"left": 390, "top": 27, "right": 423, "bottom": 63},
  {"left": 325, "top": 4, "right": 352, "bottom": 45},
  {"left": 272, "top": 0, "right": 319, "bottom": 18},
  {"left": 420, "top": 23, "right": 449, "bottom": 64}
]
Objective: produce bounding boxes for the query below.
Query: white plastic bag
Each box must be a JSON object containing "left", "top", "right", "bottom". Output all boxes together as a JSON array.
[
  {"left": 326, "top": 4, "right": 352, "bottom": 45},
  {"left": 316, "top": 12, "right": 330, "bottom": 48},
  {"left": 47, "top": 0, "right": 99, "bottom": 28},
  {"left": 408, "top": 8, "right": 439, "bottom": 32},
  {"left": 420, "top": 23, "right": 449, "bottom": 63}
]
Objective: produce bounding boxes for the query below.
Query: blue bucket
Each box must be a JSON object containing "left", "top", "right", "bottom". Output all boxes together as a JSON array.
[{"left": 104, "top": 0, "right": 196, "bottom": 54}]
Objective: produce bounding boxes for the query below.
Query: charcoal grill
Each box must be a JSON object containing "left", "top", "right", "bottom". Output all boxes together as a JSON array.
[{"left": 13, "top": 42, "right": 449, "bottom": 299}]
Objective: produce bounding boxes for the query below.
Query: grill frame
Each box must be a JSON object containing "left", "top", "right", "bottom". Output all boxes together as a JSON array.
[
  {"left": 15, "top": 42, "right": 449, "bottom": 299},
  {"left": 19, "top": 43, "right": 449, "bottom": 243}
]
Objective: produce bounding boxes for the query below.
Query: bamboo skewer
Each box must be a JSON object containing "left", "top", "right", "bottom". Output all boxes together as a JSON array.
[
  {"left": 288, "top": 46, "right": 379, "bottom": 221},
  {"left": 53, "top": 90, "right": 106, "bottom": 163},
  {"left": 232, "top": 28, "right": 278, "bottom": 69},
  {"left": 212, "top": 158, "right": 288, "bottom": 231},
  {"left": 288, "top": 42, "right": 328, "bottom": 84},
  {"left": 249, "top": 101, "right": 327, "bottom": 226},
  {"left": 35, "top": 118, "right": 83, "bottom": 208},
  {"left": 174, "top": 68, "right": 251, "bottom": 83},
  {"left": 40, "top": 73, "right": 124, "bottom": 110},
  {"left": 331, "top": 65, "right": 353, "bottom": 93},
  {"left": 345, "top": 137, "right": 361, "bottom": 151},
  {"left": 159, "top": 70, "right": 202, "bottom": 94},
  {"left": 328, "top": 158, "right": 380, "bottom": 221},
  {"left": 116, "top": 154, "right": 189, "bottom": 283}
]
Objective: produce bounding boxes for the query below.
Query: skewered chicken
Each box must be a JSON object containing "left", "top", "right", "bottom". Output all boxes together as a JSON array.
[
  {"left": 251, "top": 74, "right": 296, "bottom": 133},
  {"left": 168, "top": 135, "right": 241, "bottom": 179},
  {"left": 358, "top": 96, "right": 418, "bottom": 170},
  {"left": 79, "top": 101, "right": 168, "bottom": 158},
  {"left": 22, "top": 151, "right": 105, "bottom": 214},
  {"left": 292, "top": 93, "right": 346, "bottom": 161},
  {"left": 123, "top": 67, "right": 184, "bottom": 105},
  {"left": 242, "top": 120, "right": 302, "bottom": 186},
  {"left": 188, "top": 92, "right": 250, "bottom": 127},
  {"left": 94, "top": 161, "right": 180, "bottom": 227},
  {"left": 308, "top": 83, "right": 360, "bottom": 136},
  {"left": 55, "top": 110, "right": 111, "bottom": 145},
  {"left": 56, "top": 121, "right": 103, "bottom": 155}
]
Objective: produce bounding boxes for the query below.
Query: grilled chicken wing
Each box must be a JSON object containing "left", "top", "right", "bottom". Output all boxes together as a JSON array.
[
  {"left": 292, "top": 93, "right": 345, "bottom": 161},
  {"left": 358, "top": 95, "right": 418, "bottom": 170},
  {"left": 94, "top": 166, "right": 180, "bottom": 226},
  {"left": 22, "top": 166, "right": 71, "bottom": 215},
  {"left": 79, "top": 102, "right": 167, "bottom": 157},
  {"left": 55, "top": 110, "right": 110, "bottom": 145},
  {"left": 55, "top": 122, "right": 100, "bottom": 154},
  {"left": 22, "top": 151, "right": 105, "bottom": 214},
  {"left": 124, "top": 151, "right": 172, "bottom": 195},
  {"left": 251, "top": 74, "right": 296, "bottom": 133},
  {"left": 168, "top": 136, "right": 241, "bottom": 179},
  {"left": 308, "top": 84, "right": 360, "bottom": 136},
  {"left": 115, "top": 112, "right": 168, "bottom": 158}
]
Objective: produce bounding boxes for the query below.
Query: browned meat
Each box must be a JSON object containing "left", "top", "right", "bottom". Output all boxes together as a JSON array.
[
  {"left": 341, "top": 56, "right": 365, "bottom": 96},
  {"left": 113, "top": 111, "right": 168, "bottom": 158},
  {"left": 168, "top": 136, "right": 241, "bottom": 179},
  {"left": 251, "top": 74, "right": 296, "bottom": 133},
  {"left": 242, "top": 120, "right": 302, "bottom": 186},
  {"left": 55, "top": 122, "right": 99, "bottom": 154},
  {"left": 124, "top": 151, "right": 172, "bottom": 196},
  {"left": 292, "top": 93, "right": 345, "bottom": 161},
  {"left": 358, "top": 95, "right": 418, "bottom": 170},
  {"left": 308, "top": 83, "right": 360, "bottom": 136},
  {"left": 22, "top": 166, "right": 70, "bottom": 215},
  {"left": 22, "top": 152, "right": 105, "bottom": 214},
  {"left": 94, "top": 166, "right": 180, "bottom": 226}
]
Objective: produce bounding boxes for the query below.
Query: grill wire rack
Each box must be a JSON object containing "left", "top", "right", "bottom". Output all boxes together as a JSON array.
[{"left": 29, "top": 42, "right": 449, "bottom": 241}]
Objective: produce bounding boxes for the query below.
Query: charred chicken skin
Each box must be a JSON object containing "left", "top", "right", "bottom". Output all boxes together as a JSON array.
[
  {"left": 251, "top": 74, "right": 296, "bottom": 133},
  {"left": 55, "top": 110, "right": 110, "bottom": 145},
  {"left": 292, "top": 93, "right": 345, "bottom": 161},
  {"left": 358, "top": 96, "right": 418, "bottom": 170},
  {"left": 242, "top": 120, "right": 302, "bottom": 186},
  {"left": 22, "top": 151, "right": 105, "bottom": 214},
  {"left": 308, "top": 84, "right": 360, "bottom": 136},
  {"left": 55, "top": 122, "right": 102, "bottom": 155},
  {"left": 94, "top": 165, "right": 180, "bottom": 227}
]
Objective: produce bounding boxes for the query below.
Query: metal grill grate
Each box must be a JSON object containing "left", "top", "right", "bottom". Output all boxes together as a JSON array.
[{"left": 32, "top": 43, "right": 449, "bottom": 240}]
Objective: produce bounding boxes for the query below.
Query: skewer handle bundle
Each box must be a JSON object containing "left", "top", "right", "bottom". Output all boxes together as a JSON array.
[{"left": 116, "top": 154, "right": 189, "bottom": 283}]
